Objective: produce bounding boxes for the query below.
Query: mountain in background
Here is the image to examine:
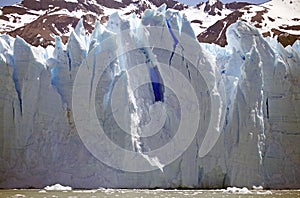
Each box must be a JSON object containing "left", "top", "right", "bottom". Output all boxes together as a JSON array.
[{"left": 0, "top": 0, "right": 299, "bottom": 47}]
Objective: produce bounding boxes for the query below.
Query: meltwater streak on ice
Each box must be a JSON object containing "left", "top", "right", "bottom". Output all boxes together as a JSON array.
[{"left": 0, "top": 3, "right": 299, "bottom": 188}]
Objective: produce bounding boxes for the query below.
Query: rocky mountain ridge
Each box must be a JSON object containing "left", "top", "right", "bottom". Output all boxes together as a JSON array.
[
  {"left": 198, "top": 0, "right": 300, "bottom": 47},
  {"left": 1, "top": 0, "right": 298, "bottom": 47}
]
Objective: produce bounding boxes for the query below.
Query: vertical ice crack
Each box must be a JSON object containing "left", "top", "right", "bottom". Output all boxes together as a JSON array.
[
  {"left": 66, "top": 50, "right": 72, "bottom": 79},
  {"left": 166, "top": 18, "right": 179, "bottom": 66},
  {"left": 266, "top": 98, "right": 269, "bottom": 119},
  {"left": 12, "top": 69, "right": 22, "bottom": 115},
  {"left": 89, "top": 52, "right": 97, "bottom": 105}
]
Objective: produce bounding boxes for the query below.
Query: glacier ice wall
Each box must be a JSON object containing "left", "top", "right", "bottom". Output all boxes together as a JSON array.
[
  {"left": 0, "top": 5, "right": 299, "bottom": 189},
  {"left": 202, "top": 21, "right": 300, "bottom": 188}
]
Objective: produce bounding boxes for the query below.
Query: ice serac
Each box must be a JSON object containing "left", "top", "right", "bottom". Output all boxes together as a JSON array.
[
  {"left": 0, "top": 6, "right": 299, "bottom": 189},
  {"left": 221, "top": 21, "right": 300, "bottom": 188},
  {"left": 224, "top": 46, "right": 265, "bottom": 186}
]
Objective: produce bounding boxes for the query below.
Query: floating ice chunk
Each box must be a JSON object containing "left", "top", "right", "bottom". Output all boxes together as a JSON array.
[
  {"left": 257, "top": 190, "right": 272, "bottom": 195},
  {"left": 222, "top": 187, "right": 252, "bottom": 194},
  {"left": 38, "top": 190, "right": 47, "bottom": 193},
  {"left": 44, "top": 184, "right": 72, "bottom": 191},
  {"left": 252, "top": 185, "right": 263, "bottom": 190},
  {"left": 12, "top": 194, "right": 25, "bottom": 197}
]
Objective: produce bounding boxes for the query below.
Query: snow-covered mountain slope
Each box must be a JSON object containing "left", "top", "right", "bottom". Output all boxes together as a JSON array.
[
  {"left": 0, "top": 4, "right": 299, "bottom": 189},
  {"left": 198, "top": 0, "right": 300, "bottom": 47},
  {"left": 183, "top": 0, "right": 235, "bottom": 36},
  {"left": 1, "top": 0, "right": 285, "bottom": 48},
  {"left": 0, "top": 0, "right": 187, "bottom": 47}
]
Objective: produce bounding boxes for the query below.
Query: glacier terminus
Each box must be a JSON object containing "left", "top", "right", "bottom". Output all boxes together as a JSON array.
[{"left": 0, "top": 5, "right": 299, "bottom": 189}]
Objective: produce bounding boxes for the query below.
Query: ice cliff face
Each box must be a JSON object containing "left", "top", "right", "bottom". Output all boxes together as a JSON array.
[{"left": 0, "top": 5, "right": 299, "bottom": 189}]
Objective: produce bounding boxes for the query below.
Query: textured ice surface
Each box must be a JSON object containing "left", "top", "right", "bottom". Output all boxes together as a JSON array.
[{"left": 0, "top": 4, "right": 299, "bottom": 189}]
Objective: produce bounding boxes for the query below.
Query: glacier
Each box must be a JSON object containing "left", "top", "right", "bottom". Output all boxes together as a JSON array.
[{"left": 0, "top": 5, "right": 299, "bottom": 189}]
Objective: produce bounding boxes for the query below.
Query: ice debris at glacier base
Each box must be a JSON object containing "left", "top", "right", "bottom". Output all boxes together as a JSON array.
[
  {"left": 0, "top": 4, "right": 299, "bottom": 189},
  {"left": 222, "top": 187, "right": 252, "bottom": 194},
  {"left": 44, "top": 183, "right": 72, "bottom": 191}
]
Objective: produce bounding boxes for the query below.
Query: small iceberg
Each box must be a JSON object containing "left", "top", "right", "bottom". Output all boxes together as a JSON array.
[
  {"left": 252, "top": 185, "right": 263, "bottom": 190},
  {"left": 222, "top": 187, "right": 252, "bottom": 194},
  {"left": 44, "top": 184, "right": 72, "bottom": 191}
]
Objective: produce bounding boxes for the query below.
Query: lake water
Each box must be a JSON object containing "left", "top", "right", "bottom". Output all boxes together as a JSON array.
[{"left": 0, "top": 189, "right": 299, "bottom": 198}]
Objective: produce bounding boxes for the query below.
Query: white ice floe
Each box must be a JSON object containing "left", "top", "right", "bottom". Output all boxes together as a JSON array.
[
  {"left": 252, "top": 185, "right": 264, "bottom": 190},
  {"left": 257, "top": 190, "right": 272, "bottom": 195},
  {"left": 38, "top": 189, "right": 47, "bottom": 193},
  {"left": 44, "top": 184, "right": 72, "bottom": 191},
  {"left": 12, "top": 194, "right": 25, "bottom": 198},
  {"left": 222, "top": 187, "right": 252, "bottom": 194}
]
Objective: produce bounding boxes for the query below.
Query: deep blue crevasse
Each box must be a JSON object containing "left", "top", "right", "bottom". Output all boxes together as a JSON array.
[
  {"left": 150, "top": 66, "right": 164, "bottom": 102},
  {"left": 166, "top": 18, "right": 179, "bottom": 66}
]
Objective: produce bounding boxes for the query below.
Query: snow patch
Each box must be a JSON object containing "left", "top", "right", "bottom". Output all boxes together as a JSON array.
[{"left": 208, "top": 0, "right": 218, "bottom": 6}]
